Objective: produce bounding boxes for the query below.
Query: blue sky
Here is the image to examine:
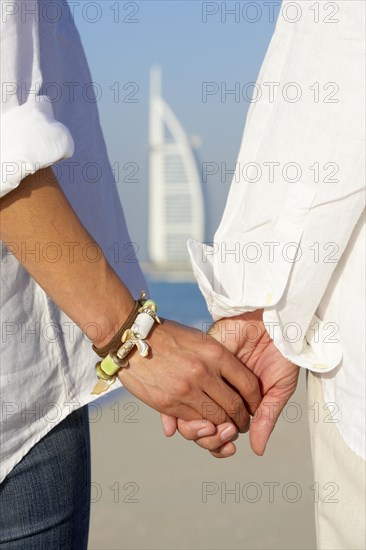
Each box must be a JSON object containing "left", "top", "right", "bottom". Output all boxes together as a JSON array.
[{"left": 73, "top": 1, "right": 280, "bottom": 259}]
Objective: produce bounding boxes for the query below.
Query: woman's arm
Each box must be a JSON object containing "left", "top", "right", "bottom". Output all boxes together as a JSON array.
[
  {"left": 0, "top": 168, "right": 261, "bottom": 429},
  {"left": 0, "top": 167, "right": 134, "bottom": 348}
]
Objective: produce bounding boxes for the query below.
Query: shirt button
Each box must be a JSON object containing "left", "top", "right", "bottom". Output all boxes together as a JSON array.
[
  {"left": 265, "top": 292, "right": 273, "bottom": 304},
  {"left": 314, "top": 363, "right": 328, "bottom": 370}
]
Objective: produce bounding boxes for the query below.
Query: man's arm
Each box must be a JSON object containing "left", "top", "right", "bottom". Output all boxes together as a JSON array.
[
  {"left": 162, "top": 4, "right": 365, "bottom": 453},
  {"left": 187, "top": 4, "right": 365, "bottom": 373}
]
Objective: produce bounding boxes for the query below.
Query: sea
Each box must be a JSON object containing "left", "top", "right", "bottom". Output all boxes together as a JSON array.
[{"left": 146, "top": 279, "right": 211, "bottom": 330}]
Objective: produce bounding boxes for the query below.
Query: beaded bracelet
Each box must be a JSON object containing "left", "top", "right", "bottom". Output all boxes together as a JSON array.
[{"left": 91, "top": 291, "right": 161, "bottom": 395}]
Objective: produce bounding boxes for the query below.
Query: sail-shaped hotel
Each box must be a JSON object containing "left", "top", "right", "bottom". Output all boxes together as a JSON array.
[{"left": 147, "top": 67, "right": 205, "bottom": 278}]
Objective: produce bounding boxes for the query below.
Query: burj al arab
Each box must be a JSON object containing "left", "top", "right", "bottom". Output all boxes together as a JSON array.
[{"left": 146, "top": 66, "right": 205, "bottom": 280}]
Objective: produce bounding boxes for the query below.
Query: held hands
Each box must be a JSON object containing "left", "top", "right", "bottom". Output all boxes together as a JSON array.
[
  {"left": 117, "top": 319, "right": 262, "bottom": 431},
  {"left": 161, "top": 310, "right": 300, "bottom": 457}
]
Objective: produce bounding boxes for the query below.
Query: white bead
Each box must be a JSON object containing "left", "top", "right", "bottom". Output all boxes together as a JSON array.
[{"left": 131, "top": 312, "right": 155, "bottom": 339}]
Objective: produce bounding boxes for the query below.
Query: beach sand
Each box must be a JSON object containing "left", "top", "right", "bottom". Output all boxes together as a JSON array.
[{"left": 88, "top": 370, "right": 316, "bottom": 550}]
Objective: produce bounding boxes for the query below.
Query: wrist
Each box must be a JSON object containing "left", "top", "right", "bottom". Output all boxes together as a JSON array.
[
  {"left": 209, "top": 310, "right": 267, "bottom": 353},
  {"left": 92, "top": 304, "right": 136, "bottom": 349},
  {"left": 91, "top": 292, "right": 161, "bottom": 395},
  {"left": 86, "top": 293, "right": 136, "bottom": 349}
]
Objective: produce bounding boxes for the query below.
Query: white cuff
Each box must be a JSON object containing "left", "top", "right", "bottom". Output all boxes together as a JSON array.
[
  {"left": 1, "top": 96, "right": 74, "bottom": 198},
  {"left": 188, "top": 237, "right": 342, "bottom": 374},
  {"left": 187, "top": 214, "right": 305, "bottom": 318},
  {"left": 263, "top": 309, "right": 342, "bottom": 373}
]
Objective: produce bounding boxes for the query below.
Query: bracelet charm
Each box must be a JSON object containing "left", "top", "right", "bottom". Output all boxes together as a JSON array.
[{"left": 91, "top": 292, "right": 160, "bottom": 395}]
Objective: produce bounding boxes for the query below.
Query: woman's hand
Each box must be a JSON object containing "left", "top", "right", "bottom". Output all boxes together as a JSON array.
[{"left": 117, "top": 319, "right": 262, "bottom": 431}]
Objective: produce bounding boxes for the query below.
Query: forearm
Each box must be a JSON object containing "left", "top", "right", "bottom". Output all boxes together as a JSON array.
[
  {"left": 0, "top": 169, "right": 264, "bottom": 431},
  {"left": 0, "top": 167, "right": 135, "bottom": 348}
]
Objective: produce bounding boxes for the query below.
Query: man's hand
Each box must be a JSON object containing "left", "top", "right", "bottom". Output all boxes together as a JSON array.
[
  {"left": 118, "top": 319, "right": 262, "bottom": 431},
  {"left": 161, "top": 310, "right": 299, "bottom": 456}
]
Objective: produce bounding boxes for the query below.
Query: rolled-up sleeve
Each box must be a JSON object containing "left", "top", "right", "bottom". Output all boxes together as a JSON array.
[
  {"left": 0, "top": 1, "right": 74, "bottom": 198},
  {"left": 188, "top": 3, "right": 365, "bottom": 374}
]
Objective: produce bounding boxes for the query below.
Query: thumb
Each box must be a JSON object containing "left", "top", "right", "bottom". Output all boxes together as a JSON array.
[
  {"left": 161, "top": 413, "right": 178, "bottom": 437},
  {"left": 249, "top": 392, "right": 286, "bottom": 456}
]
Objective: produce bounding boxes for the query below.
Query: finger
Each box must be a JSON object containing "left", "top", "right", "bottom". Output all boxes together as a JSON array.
[
  {"left": 249, "top": 392, "right": 285, "bottom": 455},
  {"left": 219, "top": 352, "right": 262, "bottom": 416},
  {"left": 161, "top": 414, "right": 178, "bottom": 437},
  {"left": 172, "top": 388, "right": 246, "bottom": 430},
  {"left": 162, "top": 392, "right": 233, "bottom": 428},
  {"left": 163, "top": 401, "right": 213, "bottom": 424},
  {"left": 205, "top": 376, "right": 250, "bottom": 433},
  {"left": 210, "top": 441, "right": 237, "bottom": 459},
  {"left": 176, "top": 418, "right": 217, "bottom": 440},
  {"left": 192, "top": 423, "right": 238, "bottom": 451},
  {"left": 198, "top": 391, "right": 241, "bottom": 427}
]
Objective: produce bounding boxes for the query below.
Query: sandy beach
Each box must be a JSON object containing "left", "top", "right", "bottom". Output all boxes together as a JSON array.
[{"left": 88, "top": 371, "right": 316, "bottom": 550}]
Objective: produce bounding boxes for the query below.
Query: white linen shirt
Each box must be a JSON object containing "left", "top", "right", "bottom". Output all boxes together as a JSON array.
[
  {"left": 0, "top": 0, "right": 146, "bottom": 483},
  {"left": 188, "top": 1, "right": 365, "bottom": 459}
]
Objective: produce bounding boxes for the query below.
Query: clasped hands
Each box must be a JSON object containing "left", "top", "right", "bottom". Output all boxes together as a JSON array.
[{"left": 117, "top": 309, "right": 299, "bottom": 458}]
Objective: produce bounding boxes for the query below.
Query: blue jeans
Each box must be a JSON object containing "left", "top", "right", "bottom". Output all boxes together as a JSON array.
[{"left": 0, "top": 405, "right": 91, "bottom": 549}]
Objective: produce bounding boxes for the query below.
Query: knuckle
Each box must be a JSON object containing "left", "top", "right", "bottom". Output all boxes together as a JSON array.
[
  {"left": 189, "top": 359, "right": 208, "bottom": 380},
  {"left": 157, "top": 392, "right": 174, "bottom": 411},
  {"left": 202, "top": 340, "right": 224, "bottom": 362},
  {"left": 174, "top": 378, "right": 191, "bottom": 398}
]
